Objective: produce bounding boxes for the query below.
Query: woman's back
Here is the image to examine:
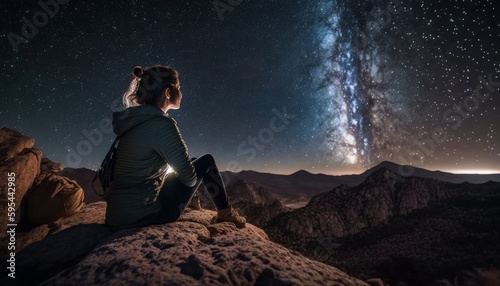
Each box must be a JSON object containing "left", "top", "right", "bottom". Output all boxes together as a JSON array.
[{"left": 105, "top": 104, "right": 194, "bottom": 226}]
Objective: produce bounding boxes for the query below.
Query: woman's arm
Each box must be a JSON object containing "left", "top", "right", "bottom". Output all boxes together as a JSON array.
[{"left": 153, "top": 117, "right": 197, "bottom": 187}]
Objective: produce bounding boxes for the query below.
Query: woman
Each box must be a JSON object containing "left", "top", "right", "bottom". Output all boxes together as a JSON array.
[{"left": 105, "top": 65, "right": 246, "bottom": 230}]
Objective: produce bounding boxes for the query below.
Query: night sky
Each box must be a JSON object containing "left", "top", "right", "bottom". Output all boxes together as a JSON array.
[{"left": 1, "top": 0, "right": 499, "bottom": 175}]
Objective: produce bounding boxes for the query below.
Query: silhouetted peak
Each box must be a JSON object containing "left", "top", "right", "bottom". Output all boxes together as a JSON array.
[
  {"left": 369, "top": 166, "right": 395, "bottom": 176},
  {"left": 364, "top": 167, "right": 405, "bottom": 187},
  {"left": 290, "top": 169, "right": 313, "bottom": 177},
  {"left": 361, "top": 160, "right": 423, "bottom": 179},
  {"left": 375, "top": 160, "right": 400, "bottom": 168},
  {"left": 369, "top": 161, "right": 411, "bottom": 174}
]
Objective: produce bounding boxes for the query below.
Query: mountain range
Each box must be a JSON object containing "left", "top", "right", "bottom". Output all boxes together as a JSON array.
[{"left": 224, "top": 161, "right": 500, "bottom": 208}]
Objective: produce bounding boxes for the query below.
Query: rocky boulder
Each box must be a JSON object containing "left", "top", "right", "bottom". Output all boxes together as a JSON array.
[
  {"left": 0, "top": 128, "right": 35, "bottom": 164},
  {"left": 5, "top": 202, "right": 370, "bottom": 286},
  {"left": 0, "top": 202, "right": 107, "bottom": 263},
  {"left": 0, "top": 142, "right": 42, "bottom": 235},
  {"left": 40, "top": 157, "right": 64, "bottom": 174},
  {"left": 0, "top": 129, "right": 86, "bottom": 260},
  {"left": 58, "top": 167, "right": 105, "bottom": 204}
]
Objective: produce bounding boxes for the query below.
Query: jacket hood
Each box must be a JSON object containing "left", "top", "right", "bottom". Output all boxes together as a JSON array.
[{"left": 112, "top": 105, "right": 167, "bottom": 136}]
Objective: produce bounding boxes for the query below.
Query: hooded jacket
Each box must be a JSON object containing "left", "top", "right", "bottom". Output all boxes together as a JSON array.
[{"left": 105, "top": 104, "right": 197, "bottom": 226}]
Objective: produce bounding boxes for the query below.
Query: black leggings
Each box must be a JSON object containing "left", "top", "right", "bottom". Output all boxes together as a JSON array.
[{"left": 111, "top": 154, "right": 229, "bottom": 230}]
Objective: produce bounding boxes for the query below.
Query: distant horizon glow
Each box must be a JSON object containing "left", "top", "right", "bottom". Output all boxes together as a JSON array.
[
  {"left": 226, "top": 166, "right": 500, "bottom": 177},
  {"left": 434, "top": 169, "right": 500, "bottom": 175}
]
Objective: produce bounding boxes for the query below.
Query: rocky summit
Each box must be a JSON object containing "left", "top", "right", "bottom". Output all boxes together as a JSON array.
[{"left": 4, "top": 202, "right": 370, "bottom": 286}]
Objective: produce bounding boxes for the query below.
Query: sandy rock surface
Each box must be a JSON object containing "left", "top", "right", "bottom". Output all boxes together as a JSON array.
[{"left": 7, "top": 202, "right": 368, "bottom": 286}]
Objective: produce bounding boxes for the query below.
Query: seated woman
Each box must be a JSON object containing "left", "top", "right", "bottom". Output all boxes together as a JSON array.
[{"left": 105, "top": 65, "right": 246, "bottom": 230}]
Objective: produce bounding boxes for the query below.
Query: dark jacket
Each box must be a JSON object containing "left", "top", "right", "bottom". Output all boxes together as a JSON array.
[{"left": 105, "top": 104, "right": 197, "bottom": 226}]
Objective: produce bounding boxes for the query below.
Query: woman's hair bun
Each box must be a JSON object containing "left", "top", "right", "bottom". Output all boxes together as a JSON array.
[{"left": 133, "top": 66, "right": 144, "bottom": 78}]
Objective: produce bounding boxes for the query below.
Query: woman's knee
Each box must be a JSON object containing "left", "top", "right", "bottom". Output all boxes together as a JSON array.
[
  {"left": 199, "top": 153, "right": 215, "bottom": 163},
  {"left": 195, "top": 153, "right": 217, "bottom": 169}
]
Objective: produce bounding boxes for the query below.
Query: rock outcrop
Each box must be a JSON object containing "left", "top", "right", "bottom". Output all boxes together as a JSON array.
[
  {"left": 4, "top": 202, "right": 370, "bottom": 286},
  {"left": 39, "top": 157, "right": 64, "bottom": 175},
  {"left": 319, "top": 179, "right": 500, "bottom": 284},
  {"left": 2, "top": 202, "right": 107, "bottom": 262},
  {"left": 59, "top": 167, "right": 105, "bottom": 204},
  {"left": 0, "top": 128, "right": 35, "bottom": 163},
  {"left": 266, "top": 168, "right": 461, "bottom": 242},
  {"left": 0, "top": 128, "right": 42, "bottom": 235},
  {"left": 0, "top": 129, "right": 85, "bottom": 260}
]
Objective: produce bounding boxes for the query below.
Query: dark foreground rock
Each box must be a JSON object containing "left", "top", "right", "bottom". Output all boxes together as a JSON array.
[{"left": 3, "top": 202, "right": 370, "bottom": 286}]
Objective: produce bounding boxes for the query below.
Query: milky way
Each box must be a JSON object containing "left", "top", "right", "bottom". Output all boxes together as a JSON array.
[
  {"left": 311, "top": 0, "right": 410, "bottom": 167},
  {"left": 310, "top": 0, "right": 499, "bottom": 171}
]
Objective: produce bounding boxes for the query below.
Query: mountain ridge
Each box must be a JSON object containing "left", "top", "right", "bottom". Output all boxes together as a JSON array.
[
  {"left": 225, "top": 161, "right": 500, "bottom": 207},
  {"left": 262, "top": 167, "right": 500, "bottom": 284}
]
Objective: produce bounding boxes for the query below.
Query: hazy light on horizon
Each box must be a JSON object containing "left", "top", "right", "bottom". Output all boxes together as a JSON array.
[
  {"left": 437, "top": 169, "right": 500, "bottom": 175},
  {"left": 229, "top": 165, "right": 500, "bottom": 176}
]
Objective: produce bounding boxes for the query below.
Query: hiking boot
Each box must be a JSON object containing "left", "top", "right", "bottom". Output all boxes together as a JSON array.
[
  {"left": 187, "top": 194, "right": 202, "bottom": 210},
  {"left": 215, "top": 205, "right": 246, "bottom": 228}
]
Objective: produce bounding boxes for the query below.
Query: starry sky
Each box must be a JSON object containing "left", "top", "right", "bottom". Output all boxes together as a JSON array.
[{"left": 1, "top": 0, "right": 499, "bottom": 175}]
